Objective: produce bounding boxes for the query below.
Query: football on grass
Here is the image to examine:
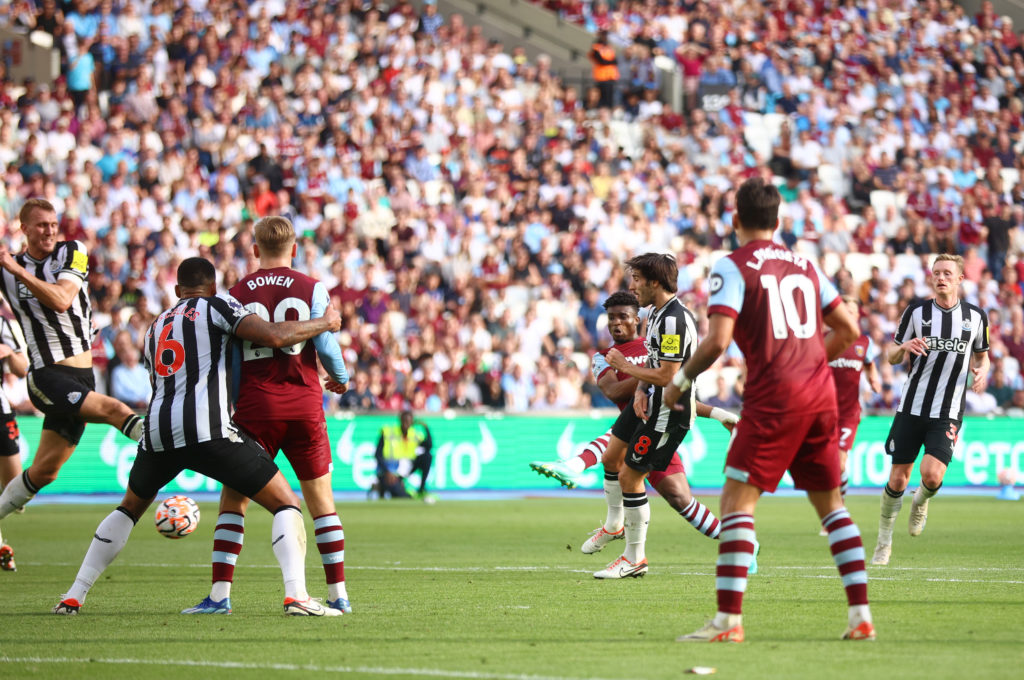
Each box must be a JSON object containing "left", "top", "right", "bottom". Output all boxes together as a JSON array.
[{"left": 155, "top": 495, "right": 201, "bottom": 538}]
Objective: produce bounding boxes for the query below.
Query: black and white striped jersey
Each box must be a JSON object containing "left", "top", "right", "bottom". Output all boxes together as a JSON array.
[
  {"left": 0, "top": 317, "right": 26, "bottom": 416},
  {"left": 0, "top": 241, "right": 92, "bottom": 369},
  {"left": 643, "top": 297, "right": 698, "bottom": 432},
  {"left": 894, "top": 299, "right": 989, "bottom": 420},
  {"left": 142, "top": 294, "right": 252, "bottom": 452}
]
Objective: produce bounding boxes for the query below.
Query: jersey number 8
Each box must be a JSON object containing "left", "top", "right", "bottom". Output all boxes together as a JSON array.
[
  {"left": 242, "top": 297, "right": 311, "bottom": 360},
  {"left": 760, "top": 274, "right": 817, "bottom": 340}
]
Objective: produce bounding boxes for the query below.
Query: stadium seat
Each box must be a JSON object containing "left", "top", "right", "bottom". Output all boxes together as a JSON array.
[
  {"left": 762, "top": 113, "right": 787, "bottom": 143},
  {"left": 869, "top": 190, "right": 898, "bottom": 218},
  {"left": 817, "top": 164, "right": 848, "bottom": 198}
]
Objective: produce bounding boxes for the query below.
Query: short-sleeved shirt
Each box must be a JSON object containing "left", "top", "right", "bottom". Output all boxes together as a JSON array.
[
  {"left": 893, "top": 299, "right": 989, "bottom": 420},
  {"left": 830, "top": 334, "right": 878, "bottom": 419},
  {"left": 143, "top": 294, "right": 252, "bottom": 452},
  {"left": 0, "top": 317, "right": 26, "bottom": 415},
  {"left": 230, "top": 267, "right": 334, "bottom": 421},
  {"left": 0, "top": 241, "right": 92, "bottom": 369},
  {"left": 708, "top": 239, "right": 841, "bottom": 417},
  {"left": 641, "top": 297, "right": 698, "bottom": 432},
  {"left": 591, "top": 337, "right": 648, "bottom": 411}
]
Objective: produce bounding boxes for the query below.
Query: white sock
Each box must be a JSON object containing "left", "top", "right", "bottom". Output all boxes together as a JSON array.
[
  {"left": 713, "top": 612, "right": 743, "bottom": 629},
  {"left": 0, "top": 472, "right": 37, "bottom": 520},
  {"left": 623, "top": 495, "right": 650, "bottom": 563},
  {"left": 272, "top": 507, "right": 308, "bottom": 601},
  {"left": 328, "top": 581, "right": 349, "bottom": 602},
  {"left": 914, "top": 485, "right": 938, "bottom": 503},
  {"left": 877, "top": 487, "right": 903, "bottom": 545},
  {"left": 563, "top": 457, "right": 587, "bottom": 475},
  {"left": 65, "top": 509, "right": 136, "bottom": 603},
  {"left": 849, "top": 604, "right": 872, "bottom": 626},
  {"left": 603, "top": 471, "right": 623, "bottom": 533},
  {"left": 211, "top": 581, "right": 231, "bottom": 601}
]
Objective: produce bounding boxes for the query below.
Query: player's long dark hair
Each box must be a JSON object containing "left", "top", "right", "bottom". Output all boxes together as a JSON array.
[{"left": 625, "top": 253, "right": 677, "bottom": 294}]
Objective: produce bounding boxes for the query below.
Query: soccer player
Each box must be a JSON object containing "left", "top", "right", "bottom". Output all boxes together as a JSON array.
[
  {"left": 829, "top": 295, "right": 881, "bottom": 503},
  {"left": 581, "top": 254, "right": 706, "bottom": 580},
  {"left": 0, "top": 199, "right": 145, "bottom": 568},
  {"left": 0, "top": 315, "right": 28, "bottom": 571},
  {"left": 183, "top": 217, "right": 352, "bottom": 616},
  {"left": 667, "top": 177, "right": 874, "bottom": 642},
  {"left": 54, "top": 257, "right": 343, "bottom": 616},
  {"left": 871, "top": 254, "right": 989, "bottom": 566},
  {"left": 529, "top": 291, "right": 735, "bottom": 566}
]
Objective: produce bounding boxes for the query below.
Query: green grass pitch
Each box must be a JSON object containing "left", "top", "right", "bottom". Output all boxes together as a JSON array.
[{"left": 1, "top": 494, "right": 1022, "bottom": 679}]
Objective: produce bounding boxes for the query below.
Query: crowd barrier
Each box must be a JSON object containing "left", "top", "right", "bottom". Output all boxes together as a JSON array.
[{"left": 12, "top": 413, "right": 1022, "bottom": 497}]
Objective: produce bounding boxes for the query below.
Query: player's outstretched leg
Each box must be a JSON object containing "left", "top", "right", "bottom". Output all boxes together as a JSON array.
[
  {"left": 872, "top": 484, "right": 904, "bottom": 565},
  {"left": 677, "top": 512, "right": 753, "bottom": 642},
  {"left": 530, "top": 430, "right": 610, "bottom": 490},
  {"left": 54, "top": 507, "right": 138, "bottom": 615},
  {"left": 820, "top": 507, "right": 875, "bottom": 640}
]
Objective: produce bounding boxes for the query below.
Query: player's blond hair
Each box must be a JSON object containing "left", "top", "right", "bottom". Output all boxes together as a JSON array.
[
  {"left": 932, "top": 253, "right": 964, "bottom": 274},
  {"left": 253, "top": 216, "right": 296, "bottom": 256},
  {"left": 19, "top": 197, "right": 56, "bottom": 224}
]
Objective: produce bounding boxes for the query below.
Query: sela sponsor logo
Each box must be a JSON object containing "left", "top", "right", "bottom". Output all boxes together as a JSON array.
[{"left": 925, "top": 336, "right": 968, "bottom": 354}]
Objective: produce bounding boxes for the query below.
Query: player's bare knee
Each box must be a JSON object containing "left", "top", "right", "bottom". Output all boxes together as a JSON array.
[{"left": 662, "top": 490, "right": 690, "bottom": 512}]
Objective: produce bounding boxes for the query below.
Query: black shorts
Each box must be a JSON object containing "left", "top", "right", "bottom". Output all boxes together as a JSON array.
[
  {"left": 885, "top": 412, "right": 960, "bottom": 466},
  {"left": 26, "top": 365, "right": 95, "bottom": 446},
  {"left": 0, "top": 414, "right": 19, "bottom": 457},
  {"left": 128, "top": 432, "right": 279, "bottom": 501},
  {"left": 612, "top": 399, "right": 689, "bottom": 474}
]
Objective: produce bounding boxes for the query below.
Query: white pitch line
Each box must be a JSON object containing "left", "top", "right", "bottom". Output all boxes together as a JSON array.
[
  {"left": 23, "top": 562, "right": 1024, "bottom": 584},
  {"left": 0, "top": 657, "right": 619, "bottom": 680}
]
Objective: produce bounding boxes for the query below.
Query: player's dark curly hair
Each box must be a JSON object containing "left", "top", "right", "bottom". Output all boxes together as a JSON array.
[
  {"left": 602, "top": 290, "right": 640, "bottom": 311},
  {"left": 625, "top": 253, "right": 677, "bottom": 293},
  {"left": 177, "top": 257, "right": 217, "bottom": 288}
]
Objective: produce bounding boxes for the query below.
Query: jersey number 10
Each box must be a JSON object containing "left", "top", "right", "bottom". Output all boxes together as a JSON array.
[
  {"left": 242, "top": 297, "right": 311, "bottom": 360},
  {"left": 760, "top": 274, "right": 817, "bottom": 340}
]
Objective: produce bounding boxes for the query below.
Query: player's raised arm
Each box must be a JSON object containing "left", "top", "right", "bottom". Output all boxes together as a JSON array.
[
  {"left": 0, "top": 242, "right": 84, "bottom": 314},
  {"left": 235, "top": 302, "right": 341, "bottom": 348}
]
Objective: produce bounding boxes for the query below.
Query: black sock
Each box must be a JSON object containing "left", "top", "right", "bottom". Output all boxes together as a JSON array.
[
  {"left": 120, "top": 414, "right": 142, "bottom": 438},
  {"left": 884, "top": 483, "right": 904, "bottom": 499},
  {"left": 21, "top": 470, "right": 39, "bottom": 494}
]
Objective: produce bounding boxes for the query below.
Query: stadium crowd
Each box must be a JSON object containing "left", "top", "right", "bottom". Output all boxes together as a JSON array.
[{"left": 1, "top": 0, "right": 1023, "bottom": 418}]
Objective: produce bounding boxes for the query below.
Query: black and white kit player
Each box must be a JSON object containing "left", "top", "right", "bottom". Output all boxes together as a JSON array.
[
  {"left": 0, "top": 199, "right": 146, "bottom": 564},
  {"left": 0, "top": 314, "right": 28, "bottom": 570},
  {"left": 54, "top": 257, "right": 344, "bottom": 616},
  {"left": 872, "top": 254, "right": 990, "bottom": 566}
]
